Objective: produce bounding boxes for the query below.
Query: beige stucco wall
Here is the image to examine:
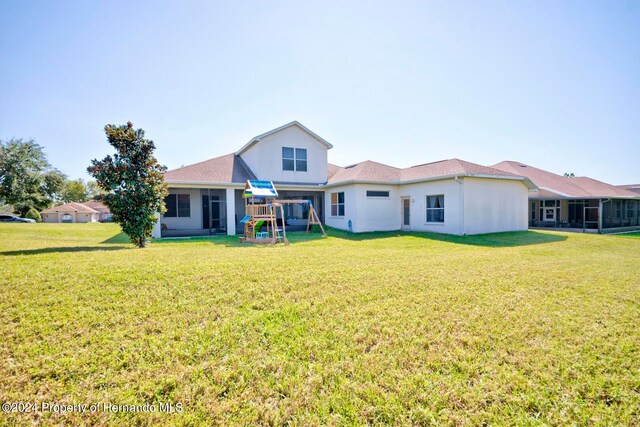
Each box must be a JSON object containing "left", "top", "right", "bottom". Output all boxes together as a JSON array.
[
  {"left": 463, "top": 177, "right": 529, "bottom": 234},
  {"left": 325, "top": 179, "right": 464, "bottom": 234},
  {"left": 240, "top": 126, "right": 329, "bottom": 184},
  {"left": 324, "top": 184, "right": 358, "bottom": 232},
  {"left": 401, "top": 179, "right": 464, "bottom": 235}
]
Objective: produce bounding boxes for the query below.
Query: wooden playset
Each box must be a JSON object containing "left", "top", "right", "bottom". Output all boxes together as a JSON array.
[{"left": 239, "top": 180, "right": 326, "bottom": 245}]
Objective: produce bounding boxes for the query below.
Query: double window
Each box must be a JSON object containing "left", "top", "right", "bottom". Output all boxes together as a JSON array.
[
  {"left": 282, "top": 147, "right": 307, "bottom": 172},
  {"left": 164, "top": 194, "right": 191, "bottom": 217},
  {"left": 331, "top": 192, "right": 345, "bottom": 217},
  {"left": 426, "top": 195, "right": 445, "bottom": 223},
  {"left": 539, "top": 200, "right": 560, "bottom": 222}
]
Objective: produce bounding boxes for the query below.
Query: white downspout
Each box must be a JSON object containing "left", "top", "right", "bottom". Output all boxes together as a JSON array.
[{"left": 455, "top": 176, "right": 464, "bottom": 235}]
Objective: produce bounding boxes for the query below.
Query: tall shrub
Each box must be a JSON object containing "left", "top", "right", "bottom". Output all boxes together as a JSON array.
[{"left": 88, "top": 122, "right": 167, "bottom": 248}]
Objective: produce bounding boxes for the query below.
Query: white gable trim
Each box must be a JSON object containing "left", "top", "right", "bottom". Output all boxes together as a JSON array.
[{"left": 236, "top": 121, "right": 333, "bottom": 155}]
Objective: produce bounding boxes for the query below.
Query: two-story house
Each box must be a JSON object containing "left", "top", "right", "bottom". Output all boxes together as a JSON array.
[{"left": 152, "top": 121, "right": 538, "bottom": 238}]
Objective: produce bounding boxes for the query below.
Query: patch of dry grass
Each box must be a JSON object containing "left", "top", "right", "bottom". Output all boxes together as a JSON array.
[{"left": 0, "top": 223, "right": 639, "bottom": 425}]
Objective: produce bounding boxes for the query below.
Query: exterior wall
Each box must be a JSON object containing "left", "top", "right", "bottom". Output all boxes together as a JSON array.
[
  {"left": 400, "top": 179, "right": 464, "bottom": 235},
  {"left": 161, "top": 188, "right": 203, "bottom": 230},
  {"left": 75, "top": 212, "right": 97, "bottom": 223},
  {"left": 40, "top": 211, "right": 98, "bottom": 223},
  {"left": 463, "top": 178, "right": 528, "bottom": 234},
  {"left": 240, "top": 126, "right": 329, "bottom": 184},
  {"left": 324, "top": 184, "right": 358, "bottom": 232},
  {"left": 351, "top": 184, "right": 401, "bottom": 232},
  {"left": 42, "top": 213, "right": 57, "bottom": 223}
]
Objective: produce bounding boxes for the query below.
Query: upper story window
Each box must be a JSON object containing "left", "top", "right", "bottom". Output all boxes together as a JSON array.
[
  {"left": 164, "top": 194, "right": 191, "bottom": 217},
  {"left": 426, "top": 195, "right": 444, "bottom": 223},
  {"left": 282, "top": 147, "right": 307, "bottom": 172}
]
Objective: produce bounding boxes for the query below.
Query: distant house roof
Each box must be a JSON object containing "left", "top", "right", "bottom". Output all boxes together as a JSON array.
[
  {"left": 164, "top": 153, "right": 256, "bottom": 184},
  {"left": 236, "top": 121, "right": 333, "bottom": 155},
  {"left": 492, "top": 161, "right": 639, "bottom": 198},
  {"left": 618, "top": 184, "right": 640, "bottom": 195},
  {"left": 327, "top": 158, "right": 534, "bottom": 188},
  {"left": 41, "top": 202, "right": 100, "bottom": 214},
  {"left": 83, "top": 200, "right": 110, "bottom": 214}
]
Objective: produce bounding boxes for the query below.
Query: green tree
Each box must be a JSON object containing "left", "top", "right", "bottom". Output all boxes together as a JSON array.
[
  {"left": 25, "top": 207, "right": 42, "bottom": 222},
  {"left": 88, "top": 122, "right": 167, "bottom": 248},
  {"left": 0, "top": 138, "right": 66, "bottom": 214},
  {"left": 61, "top": 179, "right": 89, "bottom": 203},
  {"left": 86, "top": 180, "right": 106, "bottom": 200}
]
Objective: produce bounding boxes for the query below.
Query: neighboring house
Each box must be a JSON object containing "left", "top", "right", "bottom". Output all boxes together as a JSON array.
[
  {"left": 41, "top": 202, "right": 100, "bottom": 223},
  {"left": 492, "top": 161, "right": 640, "bottom": 233},
  {"left": 154, "top": 121, "right": 537, "bottom": 238},
  {"left": 83, "top": 200, "right": 113, "bottom": 222},
  {"left": 617, "top": 184, "right": 640, "bottom": 195}
]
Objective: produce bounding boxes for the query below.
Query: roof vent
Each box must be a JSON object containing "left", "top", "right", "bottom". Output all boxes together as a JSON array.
[{"left": 344, "top": 164, "right": 358, "bottom": 169}]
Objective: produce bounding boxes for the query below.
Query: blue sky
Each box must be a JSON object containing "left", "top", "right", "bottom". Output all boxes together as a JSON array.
[{"left": 1, "top": 0, "right": 638, "bottom": 184}]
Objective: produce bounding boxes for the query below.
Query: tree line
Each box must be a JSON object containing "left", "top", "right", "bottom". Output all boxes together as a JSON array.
[{"left": 0, "top": 139, "right": 106, "bottom": 215}]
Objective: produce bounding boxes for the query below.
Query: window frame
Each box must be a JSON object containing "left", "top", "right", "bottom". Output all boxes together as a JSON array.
[
  {"left": 163, "top": 193, "right": 191, "bottom": 218},
  {"left": 366, "top": 190, "right": 390, "bottom": 198},
  {"left": 425, "top": 194, "right": 445, "bottom": 224},
  {"left": 282, "top": 147, "right": 308, "bottom": 172},
  {"left": 330, "top": 192, "right": 345, "bottom": 217}
]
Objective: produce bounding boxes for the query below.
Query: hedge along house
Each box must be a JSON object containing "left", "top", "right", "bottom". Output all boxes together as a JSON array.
[
  {"left": 153, "top": 121, "right": 537, "bottom": 238},
  {"left": 492, "top": 161, "right": 640, "bottom": 233}
]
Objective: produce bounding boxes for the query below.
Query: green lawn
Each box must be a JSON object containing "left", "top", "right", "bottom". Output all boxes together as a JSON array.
[{"left": 1, "top": 224, "right": 639, "bottom": 425}]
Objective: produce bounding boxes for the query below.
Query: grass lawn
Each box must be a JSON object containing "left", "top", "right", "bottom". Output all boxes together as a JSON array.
[{"left": 1, "top": 223, "right": 639, "bottom": 425}]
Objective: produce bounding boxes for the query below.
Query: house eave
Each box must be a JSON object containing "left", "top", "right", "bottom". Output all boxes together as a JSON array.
[{"left": 324, "top": 173, "right": 537, "bottom": 189}]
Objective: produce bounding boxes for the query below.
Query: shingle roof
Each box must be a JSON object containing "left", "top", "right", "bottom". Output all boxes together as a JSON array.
[
  {"left": 41, "top": 202, "right": 100, "bottom": 214},
  {"left": 328, "top": 161, "right": 401, "bottom": 184},
  {"left": 83, "top": 200, "right": 110, "bottom": 213},
  {"left": 164, "top": 153, "right": 256, "bottom": 184},
  {"left": 618, "top": 184, "right": 640, "bottom": 195},
  {"left": 327, "top": 158, "right": 525, "bottom": 185},
  {"left": 492, "top": 161, "right": 639, "bottom": 198},
  {"left": 400, "top": 159, "right": 520, "bottom": 181}
]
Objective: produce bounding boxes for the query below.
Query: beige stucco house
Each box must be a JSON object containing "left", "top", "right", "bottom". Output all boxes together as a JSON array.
[
  {"left": 153, "top": 121, "right": 538, "bottom": 238},
  {"left": 41, "top": 201, "right": 106, "bottom": 223}
]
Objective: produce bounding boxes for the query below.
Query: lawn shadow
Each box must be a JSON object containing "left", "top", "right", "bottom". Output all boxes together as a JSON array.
[
  {"left": 146, "top": 228, "right": 566, "bottom": 248},
  {"left": 102, "top": 232, "right": 130, "bottom": 244},
  {"left": 151, "top": 231, "right": 327, "bottom": 247},
  {"left": 1, "top": 246, "right": 130, "bottom": 256},
  {"left": 327, "top": 228, "right": 568, "bottom": 247}
]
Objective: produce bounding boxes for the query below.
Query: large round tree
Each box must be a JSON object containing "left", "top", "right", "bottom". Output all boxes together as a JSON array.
[{"left": 88, "top": 122, "right": 167, "bottom": 248}]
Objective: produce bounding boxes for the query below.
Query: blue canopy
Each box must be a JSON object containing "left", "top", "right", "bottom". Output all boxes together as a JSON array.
[{"left": 243, "top": 180, "right": 278, "bottom": 198}]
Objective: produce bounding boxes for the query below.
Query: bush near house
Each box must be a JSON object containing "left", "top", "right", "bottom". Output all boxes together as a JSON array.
[
  {"left": 24, "top": 208, "right": 42, "bottom": 222},
  {"left": 0, "top": 223, "right": 639, "bottom": 425}
]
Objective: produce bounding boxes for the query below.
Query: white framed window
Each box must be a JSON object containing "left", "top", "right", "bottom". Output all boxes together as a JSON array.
[
  {"left": 331, "top": 192, "right": 345, "bottom": 217},
  {"left": 164, "top": 194, "right": 191, "bottom": 217},
  {"left": 282, "top": 147, "right": 307, "bottom": 172},
  {"left": 366, "top": 190, "right": 390, "bottom": 198},
  {"left": 426, "top": 195, "right": 444, "bottom": 223}
]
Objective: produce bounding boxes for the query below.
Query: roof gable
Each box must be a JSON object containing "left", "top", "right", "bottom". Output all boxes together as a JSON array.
[{"left": 236, "top": 121, "right": 333, "bottom": 155}]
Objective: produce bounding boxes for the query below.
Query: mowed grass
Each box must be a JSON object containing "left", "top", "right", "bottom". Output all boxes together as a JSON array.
[{"left": 0, "top": 224, "right": 639, "bottom": 426}]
